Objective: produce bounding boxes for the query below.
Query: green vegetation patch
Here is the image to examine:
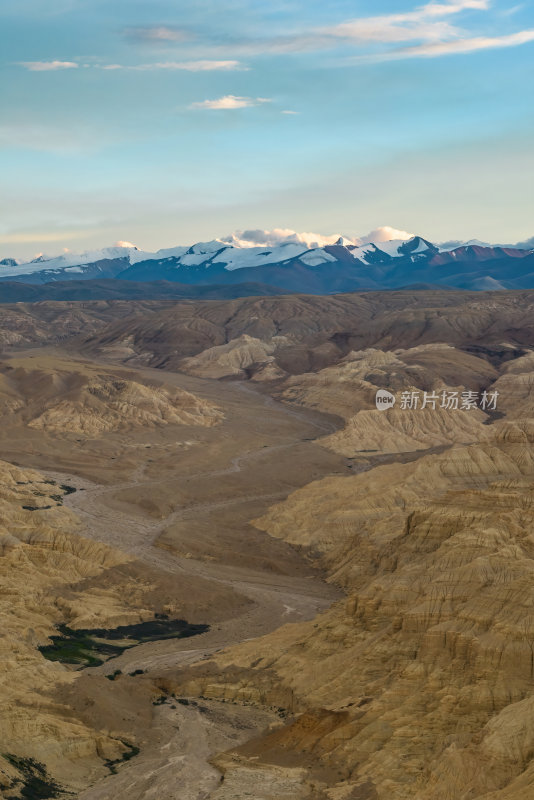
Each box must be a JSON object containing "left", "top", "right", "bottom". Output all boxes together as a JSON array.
[
  {"left": 39, "top": 619, "right": 209, "bottom": 668},
  {"left": 38, "top": 625, "right": 123, "bottom": 667},
  {"left": 103, "top": 740, "right": 140, "bottom": 775},
  {"left": 105, "top": 669, "right": 122, "bottom": 681}
]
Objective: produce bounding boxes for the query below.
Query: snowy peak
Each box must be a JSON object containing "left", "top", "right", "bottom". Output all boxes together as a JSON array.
[
  {"left": 398, "top": 236, "right": 438, "bottom": 256},
  {"left": 342, "top": 235, "right": 435, "bottom": 264},
  {"left": 186, "top": 240, "right": 228, "bottom": 256},
  {"left": 1, "top": 229, "right": 533, "bottom": 292},
  {"left": 2, "top": 230, "right": 418, "bottom": 277}
]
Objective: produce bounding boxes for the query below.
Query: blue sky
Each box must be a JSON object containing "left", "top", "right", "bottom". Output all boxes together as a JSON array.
[{"left": 1, "top": 0, "right": 533, "bottom": 258}]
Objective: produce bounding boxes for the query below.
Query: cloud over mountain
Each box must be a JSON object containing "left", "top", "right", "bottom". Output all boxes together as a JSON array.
[{"left": 223, "top": 227, "right": 414, "bottom": 248}]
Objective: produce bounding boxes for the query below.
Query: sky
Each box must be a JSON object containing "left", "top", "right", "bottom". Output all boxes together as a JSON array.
[{"left": 1, "top": 0, "right": 533, "bottom": 259}]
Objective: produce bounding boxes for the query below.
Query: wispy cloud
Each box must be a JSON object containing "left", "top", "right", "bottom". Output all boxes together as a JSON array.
[
  {"left": 316, "top": 1, "right": 488, "bottom": 45},
  {"left": 106, "top": 0, "right": 492, "bottom": 62},
  {"left": 223, "top": 0, "right": 490, "bottom": 55},
  {"left": 331, "top": 0, "right": 489, "bottom": 28},
  {"left": 123, "top": 26, "right": 190, "bottom": 43},
  {"left": 500, "top": 4, "right": 525, "bottom": 17},
  {"left": 103, "top": 60, "right": 245, "bottom": 72},
  {"left": 408, "top": 1, "right": 489, "bottom": 17},
  {"left": 358, "top": 28, "right": 534, "bottom": 60},
  {"left": 20, "top": 60, "right": 78, "bottom": 71},
  {"left": 16, "top": 1, "right": 532, "bottom": 86},
  {"left": 275, "top": 1, "right": 533, "bottom": 64},
  {"left": 191, "top": 95, "right": 271, "bottom": 110},
  {"left": 21, "top": 59, "right": 245, "bottom": 73}
]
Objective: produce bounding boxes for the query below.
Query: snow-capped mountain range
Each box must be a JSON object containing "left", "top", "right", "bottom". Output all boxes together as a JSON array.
[{"left": 1, "top": 229, "right": 533, "bottom": 293}]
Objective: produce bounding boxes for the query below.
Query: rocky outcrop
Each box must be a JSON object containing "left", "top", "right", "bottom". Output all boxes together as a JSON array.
[
  {"left": 280, "top": 345, "right": 494, "bottom": 455},
  {"left": 179, "top": 334, "right": 287, "bottom": 380},
  {"left": 28, "top": 378, "right": 222, "bottom": 435},
  {"left": 0, "top": 357, "right": 222, "bottom": 437},
  {"left": 81, "top": 291, "right": 534, "bottom": 374}
]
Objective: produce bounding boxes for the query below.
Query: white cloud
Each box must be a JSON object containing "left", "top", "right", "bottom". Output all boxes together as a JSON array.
[
  {"left": 131, "top": 60, "right": 244, "bottom": 72},
  {"left": 360, "top": 27, "right": 534, "bottom": 60},
  {"left": 327, "top": 20, "right": 458, "bottom": 43},
  {"left": 513, "top": 235, "right": 534, "bottom": 249},
  {"left": 246, "top": 0, "right": 489, "bottom": 54},
  {"left": 55, "top": 60, "right": 244, "bottom": 72},
  {"left": 20, "top": 60, "right": 79, "bottom": 71},
  {"left": 223, "top": 226, "right": 415, "bottom": 249},
  {"left": 124, "top": 26, "right": 189, "bottom": 43},
  {"left": 500, "top": 4, "right": 525, "bottom": 16},
  {"left": 412, "top": 1, "right": 489, "bottom": 18},
  {"left": 224, "top": 229, "right": 345, "bottom": 247},
  {"left": 17, "top": 1, "right": 512, "bottom": 81},
  {"left": 107, "top": 1, "right": 493, "bottom": 63},
  {"left": 357, "top": 226, "right": 414, "bottom": 244},
  {"left": 191, "top": 95, "right": 271, "bottom": 110},
  {"left": 315, "top": 1, "right": 491, "bottom": 46},
  {"left": 282, "top": 110, "right": 299, "bottom": 115}
]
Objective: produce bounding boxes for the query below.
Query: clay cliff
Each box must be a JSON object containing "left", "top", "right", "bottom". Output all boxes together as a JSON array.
[
  {"left": 0, "top": 356, "right": 222, "bottom": 436},
  {"left": 81, "top": 291, "right": 534, "bottom": 375},
  {"left": 155, "top": 316, "right": 534, "bottom": 799},
  {"left": 278, "top": 344, "right": 496, "bottom": 455},
  {"left": 172, "top": 426, "right": 534, "bottom": 798}
]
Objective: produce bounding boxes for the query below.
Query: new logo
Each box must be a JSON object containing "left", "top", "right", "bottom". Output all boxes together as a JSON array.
[{"left": 375, "top": 389, "right": 396, "bottom": 411}]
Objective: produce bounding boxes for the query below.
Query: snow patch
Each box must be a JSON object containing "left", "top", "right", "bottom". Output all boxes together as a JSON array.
[
  {"left": 211, "top": 242, "right": 309, "bottom": 270},
  {"left": 299, "top": 249, "right": 337, "bottom": 266}
]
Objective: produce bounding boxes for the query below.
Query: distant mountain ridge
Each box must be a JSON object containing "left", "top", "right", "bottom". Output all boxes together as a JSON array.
[
  {"left": 1, "top": 233, "right": 533, "bottom": 293},
  {"left": 0, "top": 279, "right": 288, "bottom": 303}
]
